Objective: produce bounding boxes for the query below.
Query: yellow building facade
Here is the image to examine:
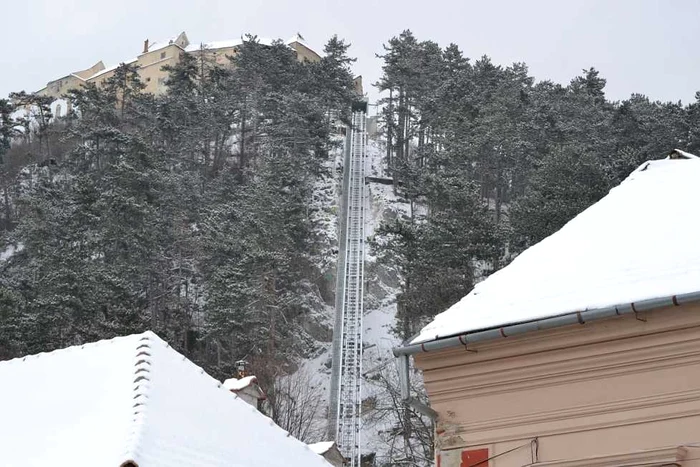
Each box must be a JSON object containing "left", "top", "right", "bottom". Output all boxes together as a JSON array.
[{"left": 36, "top": 32, "right": 321, "bottom": 100}]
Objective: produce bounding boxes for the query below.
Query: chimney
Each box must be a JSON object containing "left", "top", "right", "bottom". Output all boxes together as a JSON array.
[
  {"left": 222, "top": 374, "right": 267, "bottom": 410},
  {"left": 235, "top": 359, "right": 248, "bottom": 378},
  {"left": 143, "top": 39, "right": 149, "bottom": 54}
]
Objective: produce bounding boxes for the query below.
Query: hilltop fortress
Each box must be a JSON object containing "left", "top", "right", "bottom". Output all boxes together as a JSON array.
[{"left": 36, "top": 32, "right": 326, "bottom": 116}]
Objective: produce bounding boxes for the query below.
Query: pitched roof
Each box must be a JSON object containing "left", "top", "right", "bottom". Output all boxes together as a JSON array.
[
  {"left": 308, "top": 441, "right": 337, "bottom": 455},
  {"left": 184, "top": 37, "right": 276, "bottom": 52},
  {"left": 146, "top": 32, "right": 190, "bottom": 53},
  {"left": 223, "top": 375, "right": 267, "bottom": 400},
  {"left": 412, "top": 152, "right": 700, "bottom": 344},
  {"left": 86, "top": 59, "right": 138, "bottom": 81},
  {"left": 0, "top": 331, "right": 331, "bottom": 467},
  {"left": 223, "top": 375, "right": 258, "bottom": 391},
  {"left": 184, "top": 34, "right": 320, "bottom": 57}
]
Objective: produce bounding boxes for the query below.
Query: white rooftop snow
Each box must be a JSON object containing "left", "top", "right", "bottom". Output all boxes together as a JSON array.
[
  {"left": 223, "top": 375, "right": 258, "bottom": 391},
  {"left": 0, "top": 331, "right": 331, "bottom": 467},
  {"left": 184, "top": 35, "right": 319, "bottom": 56},
  {"left": 87, "top": 58, "right": 138, "bottom": 81},
  {"left": 185, "top": 37, "right": 281, "bottom": 53},
  {"left": 285, "top": 34, "right": 316, "bottom": 52},
  {"left": 413, "top": 155, "right": 700, "bottom": 344},
  {"left": 308, "top": 441, "right": 336, "bottom": 455}
]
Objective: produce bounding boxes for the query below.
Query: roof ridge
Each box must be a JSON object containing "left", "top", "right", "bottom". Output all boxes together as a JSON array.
[
  {"left": 120, "top": 332, "right": 157, "bottom": 467},
  {"left": 0, "top": 332, "right": 152, "bottom": 367}
]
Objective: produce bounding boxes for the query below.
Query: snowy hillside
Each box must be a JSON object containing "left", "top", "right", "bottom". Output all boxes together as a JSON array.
[{"left": 298, "top": 134, "right": 409, "bottom": 462}]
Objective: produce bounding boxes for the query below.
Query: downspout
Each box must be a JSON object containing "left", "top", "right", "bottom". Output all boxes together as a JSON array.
[
  {"left": 393, "top": 290, "right": 700, "bottom": 416},
  {"left": 397, "top": 353, "right": 437, "bottom": 420}
]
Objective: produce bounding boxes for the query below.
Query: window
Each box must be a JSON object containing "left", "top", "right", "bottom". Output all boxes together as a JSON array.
[
  {"left": 146, "top": 77, "right": 151, "bottom": 82},
  {"left": 160, "top": 51, "right": 166, "bottom": 59}
]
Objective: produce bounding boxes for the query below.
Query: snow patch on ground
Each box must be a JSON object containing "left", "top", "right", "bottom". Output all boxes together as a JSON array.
[
  {"left": 294, "top": 133, "right": 408, "bottom": 458},
  {"left": 293, "top": 136, "right": 346, "bottom": 422},
  {"left": 1, "top": 243, "right": 23, "bottom": 262},
  {"left": 360, "top": 139, "right": 406, "bottom": 459}
]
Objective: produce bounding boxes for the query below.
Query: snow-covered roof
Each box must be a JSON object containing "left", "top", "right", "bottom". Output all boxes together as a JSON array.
[
  {"left": 185, "top": 35, "right": 320, "bottom": 57},
  {"left": 285, "top": 34, "right": 312, "bottom": 49},
  {"left": 0, "top": 331, "right": 331, "bottom": 467},
  {"left": 308, "top": 441, "right": 337, "bottom": 455},
  {"left": 184, "top": 37, "right": 278, "bottom": 53},
  {"left": 146, "top": 32, "right": 189, "bottom": 54},
  {"left": 223, "top": 375, "right": 258, "bottom": 391},
  {"left": 668, "top": 148, "right": 699, "bottom": 160},
  {"left": 87, "top": 58, "right": 138, "bottom": 81},
  {"left": 412, "top": 153, "right": 700, "bottom": 344}
]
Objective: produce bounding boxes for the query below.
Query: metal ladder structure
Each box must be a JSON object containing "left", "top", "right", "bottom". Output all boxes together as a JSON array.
[{"left": 330, "top": 110, "right": 367, "bottom": 467}]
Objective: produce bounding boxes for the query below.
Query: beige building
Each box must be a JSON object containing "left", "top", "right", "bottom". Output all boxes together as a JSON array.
[
  {"left": 36, "top": 31, "right": 321, "bottom": 101},
  {"left": 394, "top": 150, "right": 700, "bottom": 466}
]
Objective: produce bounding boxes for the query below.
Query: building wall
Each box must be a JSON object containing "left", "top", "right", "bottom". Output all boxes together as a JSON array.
[
  {"left": 322, "top": 448, "right": 347, "bottom": 467},
  {"left": 37, "top": 62, "right": 106, "bottom": 99},
  {"left": 136, "top": 44, "right": 184, "bottom": 95},
  {"left": 415, "top": 303, "right": 700, "bottom": 466},
  {"left": 72, "top": 61, "right": 105, "bottom": 80},
  {"left": 38, "top": 35, "right": 321, "bottom": 100},
  {"left": 38, "top": 74, "right": 84, "bottom": 99},
  {"left": 87, "top": 67, "right": 120, "bottom": 90},
  {"left": 289, "top": 41, "right": 321, "bottom": 63},
  {"left": 188, "top": 46, "right": 239, "bottom": 67},
  {"left": 353, "top": 76, "right": 363, "bottom": 96}
]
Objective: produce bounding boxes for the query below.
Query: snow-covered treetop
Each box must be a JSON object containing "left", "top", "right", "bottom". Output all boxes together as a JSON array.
[{"left": 413, "top": 153, "right": 700, "bottom": 344}]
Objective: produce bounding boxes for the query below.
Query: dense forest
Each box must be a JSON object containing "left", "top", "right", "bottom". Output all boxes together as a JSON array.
[
  {"left": 367, "top": 32, "right": 700, "bottom": 463},
  {"left": 0, "top": 36, "right": 358, "bottom": 391},
  {"left": 372, "top": 30, "right": 700, "bottom": 343}
]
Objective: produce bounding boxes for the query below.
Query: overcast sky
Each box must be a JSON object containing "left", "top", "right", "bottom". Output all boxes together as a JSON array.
[{"left": 2, "top": 0, "right": 699, "bottom": 109}]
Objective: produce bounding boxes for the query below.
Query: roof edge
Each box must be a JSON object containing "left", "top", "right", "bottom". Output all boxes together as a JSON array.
[
  {"left": 393, "top": 290, "right": 700, "bottom": 357},
  {"left": 668, "top": 149, "right": 699, "bottom": 160}
]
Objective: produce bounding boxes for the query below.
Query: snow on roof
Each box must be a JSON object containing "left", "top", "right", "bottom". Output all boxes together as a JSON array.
[
  {"left": 223, "top": 375, "right": 258, "bottom": 391},
  {"left": 0, "top": 331, "right": 331, "bottom": 467},
  {"left": 285, "top": 34, "right": 312, "bottom": 50},
  {"left": 185, "top": 39, "right": 241, "bottom": 52},
  {"left": 668, "top": 148, "right": 699, "bottom": 160},
  {"left": 185, "top": 35, "right": 320, "bottom": 57},
  {"left": 412, "top": 155, "right": 700, "bottom": 344},
  {"left": 87, "top": 59, "right": 138, "bottom": 81},
  {"left": 308, "top": 441, "right": 337, "bottom": 455},
  {"left": 145, "top": 32, "right": 189, "bottom": 54},
  {"left": 184, "top": 37, "right": 276, "bottom": 53}
]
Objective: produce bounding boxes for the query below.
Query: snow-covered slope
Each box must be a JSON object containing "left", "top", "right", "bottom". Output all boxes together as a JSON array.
[{"left": 297, "top": 134, "right": 407, "bottom": 460}]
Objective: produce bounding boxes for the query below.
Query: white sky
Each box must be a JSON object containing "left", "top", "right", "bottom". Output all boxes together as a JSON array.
[{"left": 2, "top": 0, "right": 699, "bottom": 108}]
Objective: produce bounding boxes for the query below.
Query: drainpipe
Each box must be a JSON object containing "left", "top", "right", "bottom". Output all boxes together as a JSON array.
[
  {"left": 393, "top": 290, "right": 700, "bottom": 417},
  {"left": 397, "top": 353, "right": 437, "bottom": 420}
]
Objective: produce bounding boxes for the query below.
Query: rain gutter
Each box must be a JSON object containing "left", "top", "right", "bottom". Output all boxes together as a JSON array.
[{"left": 392, "top": 290, "right": 700, "bottom": 417}]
